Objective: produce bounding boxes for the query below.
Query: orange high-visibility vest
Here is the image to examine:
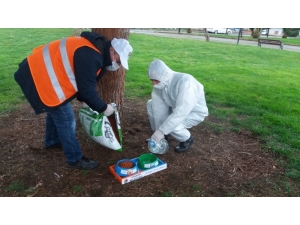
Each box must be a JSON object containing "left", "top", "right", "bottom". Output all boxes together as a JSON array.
[{"left": 27, "top": 37, "right": 102, "bottom": 107}]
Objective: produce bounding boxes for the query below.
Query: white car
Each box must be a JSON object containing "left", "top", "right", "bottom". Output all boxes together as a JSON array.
[
  {"left": 261, "top": 29, "right": 267, "bottom": 35},
  {"left": 206, "top": 28, "right": 232, "bottom": 34}
]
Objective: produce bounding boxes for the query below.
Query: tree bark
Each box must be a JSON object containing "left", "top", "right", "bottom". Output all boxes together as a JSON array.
[
  {"left": 91, "top": 28, "right": 130, "bottom": 120},
  {"left": 252, "top": 28, "right": 260, "bottom": 38},
  {"left": 204, "top": 28, "right": 209, "bottom": 41}
]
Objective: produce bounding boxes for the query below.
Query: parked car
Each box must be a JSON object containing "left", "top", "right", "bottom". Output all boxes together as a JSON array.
[
  {"left": 207, "top": 28, "right": 232, "bottom": 34},
  {"left": 261, "top": 29, "right": 267, "bottom": 35}
]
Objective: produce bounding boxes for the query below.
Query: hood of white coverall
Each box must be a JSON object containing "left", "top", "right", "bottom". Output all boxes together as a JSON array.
[{"left": 148, "top": 59, "right": 174, "bottom": 86}]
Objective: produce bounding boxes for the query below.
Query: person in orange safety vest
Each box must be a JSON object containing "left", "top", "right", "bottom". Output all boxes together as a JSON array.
[{"left": 14, "top": 31, "right": 133, "bottom": 170}]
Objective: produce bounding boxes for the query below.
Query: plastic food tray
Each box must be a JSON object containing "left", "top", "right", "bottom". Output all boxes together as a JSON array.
[{"left": 109, "top": 157, "right": 167, "bottom": 185}]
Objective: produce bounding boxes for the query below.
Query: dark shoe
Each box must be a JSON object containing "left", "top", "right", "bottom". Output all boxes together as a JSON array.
[
  {"left": 66, "top": 156, "right": 99, "bottom": 170},
  {"left": 44, "top": 143, "right": 62, "bottom": 149},
  {"left": 174, "top": 136, "right": 194, "bottom": 153},
  {"left": 145, "top": 135, "right": 169, "bottom": 144}
]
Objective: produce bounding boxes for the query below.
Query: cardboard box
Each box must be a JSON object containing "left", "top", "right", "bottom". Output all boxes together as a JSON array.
[{"left": 109, "top": 157, "right": 167, "bottom": 185}]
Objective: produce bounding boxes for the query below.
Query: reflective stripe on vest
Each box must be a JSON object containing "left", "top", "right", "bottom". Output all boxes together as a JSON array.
[{"left": 27, "top": 37, "right": 101, "bottom": 107}]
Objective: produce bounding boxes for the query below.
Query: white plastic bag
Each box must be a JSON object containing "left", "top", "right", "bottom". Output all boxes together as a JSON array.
[{"left": 79, "top": 103, "right": 122, "bottom": 151}]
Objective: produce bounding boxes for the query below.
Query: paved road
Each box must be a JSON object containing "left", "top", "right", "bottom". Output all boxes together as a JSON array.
[{"left": 130, "top": 29, "right": 300, "bottom": 53}]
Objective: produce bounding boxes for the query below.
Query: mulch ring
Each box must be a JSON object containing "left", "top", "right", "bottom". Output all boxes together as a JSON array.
[{"left": 0, "top": 98, "right": 298, "bottom": 197}]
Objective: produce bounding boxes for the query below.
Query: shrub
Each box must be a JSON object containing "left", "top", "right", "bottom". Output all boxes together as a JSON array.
[{"left": 286, "top": 28, "right": 300, "bottom": 37}]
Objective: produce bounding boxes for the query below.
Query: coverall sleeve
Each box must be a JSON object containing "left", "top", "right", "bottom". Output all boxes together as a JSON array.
[{"left": 159, "top": 78, "right": 198, "bottom": 134}]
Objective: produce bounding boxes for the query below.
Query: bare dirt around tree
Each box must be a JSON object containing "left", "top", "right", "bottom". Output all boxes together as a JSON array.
[{"left": 0, "top": 98, "right": 299, "bottom": 197}]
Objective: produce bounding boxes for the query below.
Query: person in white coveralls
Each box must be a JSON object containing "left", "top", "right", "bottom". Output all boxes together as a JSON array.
[{"left": 146, "top": 59, "right": 209, "bottom": 153}]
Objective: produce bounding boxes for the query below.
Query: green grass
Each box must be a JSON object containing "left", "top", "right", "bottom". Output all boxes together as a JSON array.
[
  {"left": 1, "top": 28, "right": 300, "bottom": 183},
  {"left": 126, "top": 33, "right": 300, "bottom": 181},
  {"left": 161, "top": 191, "right": 172, "bottom": 197},
  {"left": 0, "top": 28, "right": 74, "bottom": 113},
  {"left": 5, "top": 181, "right": 25, "bottom": 192},
  {"left": 74, "top": 185, "right": 83, "bottom": 193}
]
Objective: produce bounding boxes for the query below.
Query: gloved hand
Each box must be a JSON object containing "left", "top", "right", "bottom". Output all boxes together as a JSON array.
[
  {"left": 151, "top": 129, "right": 164, "bottom": 143},
  {"left": 104, "top": 104, "right": 115, "bottom": 116}
]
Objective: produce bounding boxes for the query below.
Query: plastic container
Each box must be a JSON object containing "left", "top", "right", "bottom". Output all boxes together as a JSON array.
[
  {"left": 114, "top": 159, "right": 138, "bottom": 177},
  {"left": 138, "top": 153, "right": 159, "bottom": 170},
  {"left": 148, "top": 138, "right": 169, "bottom": 154}
]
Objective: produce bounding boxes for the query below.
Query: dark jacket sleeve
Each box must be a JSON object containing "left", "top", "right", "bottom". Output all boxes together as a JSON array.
[{"left": 74, "top": 46, "right": 108, "bottom": 113}]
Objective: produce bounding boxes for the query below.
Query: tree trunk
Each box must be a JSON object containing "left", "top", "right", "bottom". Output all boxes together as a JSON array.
[
  {"left": 252, "top": 28, "right": 260, "bottom": 38},
  {"left": 204, "top": 28, "right": 209, "bottom": 41},
  {"left": 91, "top": 28, "right": 130, "bottom": 120}
]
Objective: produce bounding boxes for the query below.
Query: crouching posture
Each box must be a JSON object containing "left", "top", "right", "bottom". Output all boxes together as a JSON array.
[{"left": 146, "top": 59, "right": 208, "bottom": 153}]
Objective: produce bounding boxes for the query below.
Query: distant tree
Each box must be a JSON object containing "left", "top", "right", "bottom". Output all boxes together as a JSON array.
[
  {"left": 250, "top": 28, "right": 261, "bottom": 38},
  {"left": 178, "top": 28, "right": 181, "bottom": 34},
  {"left": 204, "top": 28, "right": 209, "bottom": 41},
  {"left": 187, "top": 28, "right": 192, "bottom": 33},
  {"left": 249, "top": 28, "right": 254, "bottom": 37},
  {"left": 282, "top": 28, "right": 289, "bottom": 38},
  {"left": 283, "top": 28, "right": 300, "bottom": 37},
  {"left": 239, "top": 28, "right": 243, "bottom": 38},
  {"left": 289, "top": 28, "right": 300, "bottom": 37}
]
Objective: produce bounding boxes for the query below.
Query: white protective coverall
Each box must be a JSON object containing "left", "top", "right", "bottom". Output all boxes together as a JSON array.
[{"left": 147, "top": 59, "right": 209, "bottom": 142}]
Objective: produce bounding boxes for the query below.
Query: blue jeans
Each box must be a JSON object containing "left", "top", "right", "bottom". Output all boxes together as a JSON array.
[{"left": 44, "top": 102, "right": 82, "bottom": 163}]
